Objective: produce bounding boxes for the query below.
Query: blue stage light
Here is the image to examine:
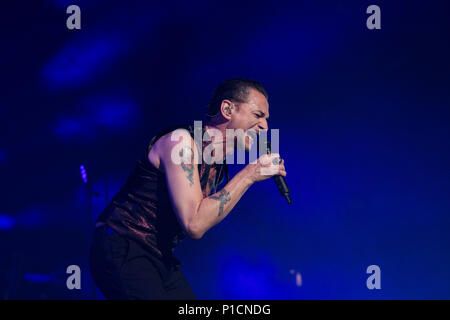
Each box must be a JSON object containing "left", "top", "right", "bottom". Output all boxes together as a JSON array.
[
  {"left": 53, "top": 116, "right": 90, "bottom": 138},
  {"left": 0, "top": 214, "right": 16, "bottom": 230},
  {"left": 42, "top": 36, "right": 125, "bottom": 90},
  {"left": 24, "top": 273, "right": 53, "bottom": 283},
  {"left": 89, "top": 96, "right": 138, "bottom": 128},
  {"left": 80, "top": 165, "right": 88, "bottom": 184}
]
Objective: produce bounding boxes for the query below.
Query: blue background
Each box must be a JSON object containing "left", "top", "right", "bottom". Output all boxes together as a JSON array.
[{"left": 0, "top": 0, "right": 449, "bottom": 299}]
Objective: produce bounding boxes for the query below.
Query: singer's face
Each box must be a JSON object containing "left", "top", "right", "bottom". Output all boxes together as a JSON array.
[{"left": 228, "top": 88, "right": 269, "bottom": 151}]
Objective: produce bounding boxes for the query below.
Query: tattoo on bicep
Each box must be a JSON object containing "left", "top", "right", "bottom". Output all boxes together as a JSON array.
[
  {"left": 209, "top": 189, "right": 231, "bottom": 217},
  {"left": 179, "top": 146, "right": 195, "bottom": 187}
]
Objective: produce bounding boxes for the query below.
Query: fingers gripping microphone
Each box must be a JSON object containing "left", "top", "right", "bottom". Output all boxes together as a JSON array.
[{"left": 264, "top": 140, "right": 292, "bottom": 204}]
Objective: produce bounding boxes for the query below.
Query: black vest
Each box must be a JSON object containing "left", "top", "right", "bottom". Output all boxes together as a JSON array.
[{"left": 97, "top": 124, "right": 229, "bottom": 259}]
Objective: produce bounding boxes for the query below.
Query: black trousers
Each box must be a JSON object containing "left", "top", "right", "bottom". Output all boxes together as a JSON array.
[{"left": 89, "top": 225, "right": 196, "bottom": 300}]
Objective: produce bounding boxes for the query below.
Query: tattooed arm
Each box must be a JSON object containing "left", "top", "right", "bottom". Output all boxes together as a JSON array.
[
  {"left": 155, "top": 129, "right": 253, "bottom": 239},
  {"left": 186, "top": 151, "right": 286, "bottom": 239},
  {"left": 155, "top": 128, "right": 285, "bottom": 240},
  {"left": 189, "top": 168, "right": 254, "bottom": 238}
]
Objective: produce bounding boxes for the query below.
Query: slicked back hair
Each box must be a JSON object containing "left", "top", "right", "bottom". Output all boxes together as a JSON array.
[{"left": 206, "top": 78, "right": 268, "bottom": 120}]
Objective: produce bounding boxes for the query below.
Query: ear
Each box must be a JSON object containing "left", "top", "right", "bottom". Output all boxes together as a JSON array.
[{"left": 220, "top": 99, "right": 234, "bottom": 120}]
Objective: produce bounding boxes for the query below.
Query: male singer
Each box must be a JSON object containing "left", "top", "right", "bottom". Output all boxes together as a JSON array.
[{"left": 89, "top": 78, "right": 286, "bottom": 299}]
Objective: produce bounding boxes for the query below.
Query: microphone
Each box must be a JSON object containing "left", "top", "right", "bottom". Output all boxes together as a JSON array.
[{"left": 263, "top": 139, "right": 292, "bottom": 204}]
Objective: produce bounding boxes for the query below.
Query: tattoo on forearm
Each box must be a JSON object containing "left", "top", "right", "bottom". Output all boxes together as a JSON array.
[
  {"left": 210, "top": 189, "right": 231, "bottom": 217},
  {"left": 179, "top": 146, "right": 194, "bottom": 187}
]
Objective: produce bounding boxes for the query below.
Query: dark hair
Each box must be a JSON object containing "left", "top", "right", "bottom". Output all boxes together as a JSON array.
[{"left": 206, "top": 78, "right": 268, "bottom": 120}]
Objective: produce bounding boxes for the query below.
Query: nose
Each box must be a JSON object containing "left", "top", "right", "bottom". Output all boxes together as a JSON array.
[
  {"left": 254, "top": 119, "right": 268, "bottom": 136},
  {"left": 259, "top": 118, "right": 268, "bottom": 131}
]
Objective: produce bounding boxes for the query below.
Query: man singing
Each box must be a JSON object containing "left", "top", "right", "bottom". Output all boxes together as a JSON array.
[{"left": 89, "top": 78, "right": 286, "bottom": 299}]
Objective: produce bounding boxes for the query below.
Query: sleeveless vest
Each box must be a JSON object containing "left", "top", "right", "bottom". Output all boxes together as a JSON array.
[{"left": 97, "top": 124, "right": 229, "bottom": 259}]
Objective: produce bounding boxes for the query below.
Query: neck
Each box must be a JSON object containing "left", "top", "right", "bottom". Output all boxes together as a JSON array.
[{"left": 204, "top": 121, "right": 234, "bottom": 159}]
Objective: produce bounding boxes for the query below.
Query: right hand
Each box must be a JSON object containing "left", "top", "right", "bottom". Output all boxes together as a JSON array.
[{"left": 244, "top": 153, "right": 287, "bottom": 183}]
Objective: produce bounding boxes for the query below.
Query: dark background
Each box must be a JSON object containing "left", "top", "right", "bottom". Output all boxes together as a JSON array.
[{"left": 1, "top": 0, "right": 449, "bottom": 299}]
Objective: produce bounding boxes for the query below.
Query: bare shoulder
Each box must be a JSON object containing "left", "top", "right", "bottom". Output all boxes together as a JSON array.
[{"left": 148, "top": 128, "right": 195, "bottom": 172}]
